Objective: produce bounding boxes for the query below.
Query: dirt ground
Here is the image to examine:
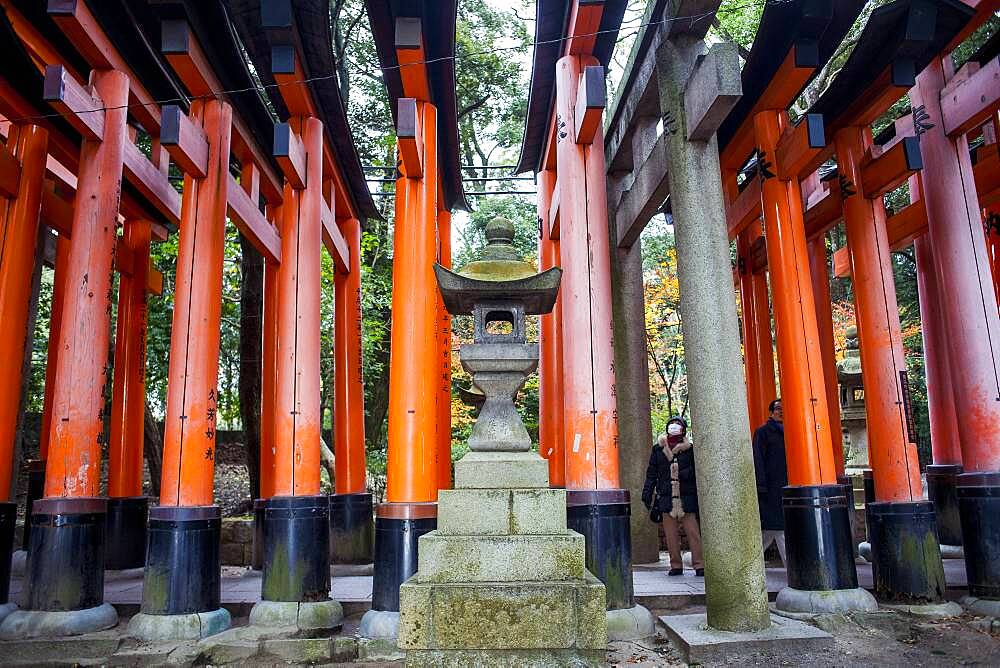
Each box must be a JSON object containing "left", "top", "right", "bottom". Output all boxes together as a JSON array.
[{"left": 608, "top": 607, "right": 1000, "bottom": 667}]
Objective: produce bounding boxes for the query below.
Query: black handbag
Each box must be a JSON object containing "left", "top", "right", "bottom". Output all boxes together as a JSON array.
[{"left": 648, "top": 494, "right": 662, "bottom": 523}]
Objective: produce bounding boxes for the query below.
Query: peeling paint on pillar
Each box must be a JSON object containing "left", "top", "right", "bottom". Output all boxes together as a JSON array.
[{"left": 656, "top": 35, "right": 769, "bottom": 632}]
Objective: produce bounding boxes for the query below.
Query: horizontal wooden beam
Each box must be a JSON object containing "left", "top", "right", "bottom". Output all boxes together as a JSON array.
[
  {"left": 725, "top": 177, "right": 761, "bottom": 240},
  {"left": 775, "top": 114, "right": 825, "bottom": 180},
  {"left": 397, "top": 98, "right": 423, "bottom": 178},
  {"left": 40, "top": 183, "right": 73, "bottom": 237},
  {"left": 160, "top": 105, "right": 209, "bottom": 178},
  {"left": 321, "top": 200, "right": 349, "bottom": 272},
  {"left": 575, "top": 65, "right": 606, "bottom": 144},
  {"left": 860, "top": 136, "right": 922, "bottom": 199},
  {"left": 0, "top": 143, "right": 20, "bottom": 198},
  {"left": 615, "top": 131, "right": 670, "bottom": 248},
  {"left": 565, "top": 0, "right": 605, "bottom": 56},
  {"left": 395, "top": 17, "right": 431, "bottom": 102},
  {"left": 803, "top": 179, "right": 843, "bottom": 239},
  {"left": 271, "top": 45, "right": 316, "bottom": 118},
  {"left": 114, "top": 240, "right": 164, "bottom": 295},
  {"left": 160, "top": 18, "right": 283, "bottom": 205},
  {"left": 942, "top": 56, "right": 1000, "bottom": 137},
  {"left": 227, "top": 175, "right": 281, "bottom": 264},
  {"left": 47, "top": 0, "right": 161, "bottom": 132},
  {"left": 684, "top": 42, "right": 741, "bottom": 141},
  {"left": 274, "top": 122, "right": 306, "bottom": 189},
  {"left": 833, "top": 194, "right": 930, "bottom": 277},
  {"left": 42, "top": 65, "right": 103, "bottom": 142},
  {"left": 122, "top": 143, "right": 182, "bottom": 224}
]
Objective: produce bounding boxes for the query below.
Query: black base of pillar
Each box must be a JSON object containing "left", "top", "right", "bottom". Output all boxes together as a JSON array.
[
  {"left": 371, "top": 503, "right": 436, "bottom": 612},
  {"left": 783, "top": 485, "right": 858, "bottom": 591},
  {"left": 957, "top": 472, "right": 1000, "bottom": 599},
  {"left": 141, "top": 505, "right": 221, "bottom": 614},
  {"left": 867, "top": 501, "right": 946, "bottom": 604},
  {"left": 927, "top": 464, "right": 963, "bottom": 546},
  {"left": 252, "top": 498, "right": 266, "bottom": 570},
  {"left": 22, "top": 459, "right": 45, "bottom": 550},
  {"left": 566, "top": 489, "right": 635, "bottom": 611},
  {"left": 261, "top": 495, "right": 330, "bottom": 602},
  {"left": 104, "top": 496, "right": 148, "bottom": 570},
  {"left": 0, "top": 502, "right": 15, "bottom": 604},
  {"left": 329, "top": 493, "right": 374, "bottom": 564},
  {"left": 26, "top": 498, "right": 106, "bottom": 611},
  {"left": 862, "top": 469, "right": 875, "bottom": 540}
]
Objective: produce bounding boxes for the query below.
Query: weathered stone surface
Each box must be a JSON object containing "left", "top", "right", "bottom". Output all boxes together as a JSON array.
[
  {"left": 399, "top": 573, "right": 607, "bottom": 651},
  {"left": 774, "top": 587, "right": 878, "bottom": 617},
  {"left": 660, "top": 612, "right": 832, "bottom": 664},
  {"left": 606, "top": 604, "right": 656, "bottom": 642},
  {"left": 453, "top": 451, "right": 549, "bottom": 489},
  {"left": 248, "top": 599, "right": 344, "bottom": 631},
  {"left": 0, "top": 603, "right": 118, "bottom": 639},
  {"left": 404, "top": 647, "right": 606, "bottom": 667},
  {"left": 0, "top": 634, "right": 121, "bottom": 662},
  {"left": 127, "top": 608, "right": 231, "bottom": 641},
  {"left": 437, "top": 488, "right": 567, "bottom": 536},
  {"left": 416, "top": 532, "right": 585, "bottom": 583},
  {"left": 259, "top": 637, "right": 336, "bottom": 663}
]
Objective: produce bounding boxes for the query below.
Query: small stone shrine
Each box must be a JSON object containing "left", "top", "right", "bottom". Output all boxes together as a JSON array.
[{"left": 397, "top": 218, "right": 607, "bottom": 666}]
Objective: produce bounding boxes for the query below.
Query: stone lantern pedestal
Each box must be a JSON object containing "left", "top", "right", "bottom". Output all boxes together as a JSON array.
[{"left": 397, "top": 218, "right": 608, "bottom": 665}]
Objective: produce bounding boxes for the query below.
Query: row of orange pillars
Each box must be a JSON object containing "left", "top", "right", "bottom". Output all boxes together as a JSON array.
[
  {"left": 729, "top": 58, "right": 1000, "bottom": 606},
  {"left": 0, "top": 82, "right": 371, "bottom": 633}
]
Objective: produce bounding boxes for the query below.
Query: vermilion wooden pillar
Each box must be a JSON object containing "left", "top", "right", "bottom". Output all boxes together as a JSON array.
[
  {"left": 333, "top": 216, "right": 368, "bottom": 495},
  {"left": 272, "top": 118, "right": 323, "bottom": 499},
  {"left": 554, "top": 52, "right": 637, "bottom": 613},
  {"left": 915, "top": 235, "right": 964, "bottom": 546},
  {"left": 29, "top": 70, "right": 128, "bottom": 625},
  {"left": 141, "top": 99, "right": 232, "bottom": 624},
  {"left": 0, "top": 124, "right": 47, "bottom": 500},
  {"left": 537, "top": 168, "right": 565, "bottom": 487},
  {"left": 261, "top": 252, "right": 279, "bottom": 500},
  {"left": 807, "top": 237, "right": 846, "bottom": 478},
  {"left": 835, "top": 126, "right": 945, "bottom": 603},
  {"left": 436, "top": 207, "right": 452, "bottom": 491},
  {"left": 255, "top": 116, "right": 332, "bottom": 608},
  {"left": 736, "top": 228, "right": 776, "bottom": 431},
  {"left": 914, "top": 58, "right": 1000, "bottom": 600},
  {"left": 106, "top": 219, "right": 152, "bottom": 569},
  {"left": 386, "top": 100, "right": 439, "bottom": 504},
  {"left": 754, "top": 109, "right": 863, "bottom": 602},
  {"left": 330, "top": 214, "right": 373, "bottom": 565},
  {"left": 987, "top": 209, "right": 1000, "bottom": 307}
]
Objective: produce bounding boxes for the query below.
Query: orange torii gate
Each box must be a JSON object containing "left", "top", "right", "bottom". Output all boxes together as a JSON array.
[
  {"left": 359, "top": 0, "right": 467, "bottom": 640},
  {"left": 0, "top": 0, "right": 375, "bottom": 640},
  {"left": 517, "top": 0, "right": 657, "bottom": 639}
]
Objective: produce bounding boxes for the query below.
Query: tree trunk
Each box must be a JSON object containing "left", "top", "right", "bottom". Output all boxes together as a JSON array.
[
  {"left": 143, "top": 403, "right": 163, "bottom": 497},
  {"left": 238, "top": 234, "right": 264, "bottom": 500}
]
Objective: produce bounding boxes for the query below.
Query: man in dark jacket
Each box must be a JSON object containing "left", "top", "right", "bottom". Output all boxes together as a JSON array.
[
  {"left": 752, "top": 399, "right": 787, "bottom": 565},
  {"left": 642, "top": 417, "right": 704, "bottom": 576}
]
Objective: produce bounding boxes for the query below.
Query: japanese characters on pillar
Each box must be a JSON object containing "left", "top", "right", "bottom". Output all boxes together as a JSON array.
[{"left": 436, "top": 207, "right": 453, "bottom": 491}]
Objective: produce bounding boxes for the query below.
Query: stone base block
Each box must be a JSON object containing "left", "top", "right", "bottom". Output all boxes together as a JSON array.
[
  {"left": 454, "top": 452, "right": 549, "bottom": 489},
  {"left": 404, "top": 647, "right": 605, "bottom": 667},
  {"left": 416, "top": 531, "right": 585, "bottom": 583},
  {"left": 0, "top": 603, "right": 117, "bottom": 639},
  {"left": 194, "top": 626, "right": 359, "bottom": 665},
  {"left": 248, "top": 599, "right": 344, "bottom": 632},
  {"left": 774, "top": 587, "right": 878, "bottom": 618},
  {"left": 0, "top": 602, "right": 17, "bottom": 625},
  {"left": 127, "top": 608, "right": 231, "bottom": 641},
  {"left": 359, "top": 609, "right": 400, "bottom": 640},
  {"left": 0, "top": 633, "right": 121, "bottom": 664},
  {"left": 438, "top": 487, "right": 567, "bottom": 535},
  {"left": 399, "top": 572, "right": 607, "bottom": 651},
  {"left": 358, "top": 636, "right": 406, "bottom": 661},
  {"left": 881, "top": 601, "right": 964, "bottom": 618},
  {"left": 607, "top": 604, "right": 656, "bottom": 641},
  {"left": 659, "top": 613, "right": 832, "bottom": 664},
  {"left": 961, "top": 595, "right": 1000, "bottom": 618}
]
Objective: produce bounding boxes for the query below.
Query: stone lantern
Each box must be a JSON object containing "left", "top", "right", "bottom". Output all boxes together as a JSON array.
[
  {"left": 397, "top": 217, "right": 607, "bottom": 666},
  {"left": 837, "top": 326, "right": 868, "bottom": 469}
]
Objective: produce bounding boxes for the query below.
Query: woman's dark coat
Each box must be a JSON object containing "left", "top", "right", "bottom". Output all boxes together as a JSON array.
[
  {"left": 641, "top": 439, "right": 698, "bottom": 518},
  {"left": 752, "top": 418, "right": 787, "bottom": 531}
]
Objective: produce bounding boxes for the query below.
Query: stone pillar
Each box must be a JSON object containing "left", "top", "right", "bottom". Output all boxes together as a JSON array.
[
  {"left": 913, "top": 59, "right": 1000, "bottom": 602},
  {"left": 656, "top": 35, "right": 769, "bottom": 632}
]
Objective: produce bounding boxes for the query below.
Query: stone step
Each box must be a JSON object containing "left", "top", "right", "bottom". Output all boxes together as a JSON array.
[
  {"left": 437, "top": 487, "right": 567, "bottom": 535},
  {"left": 399, "top": 572, "right": 606, "bottom": 652},
  {"left": 453, "top": 451, "right": 550, "bottom": 489},
  {"left": 416, "top": 531, "right": 586, "bottom": 583}
]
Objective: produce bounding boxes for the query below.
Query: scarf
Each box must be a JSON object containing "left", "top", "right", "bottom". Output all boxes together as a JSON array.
[{"left": 662, "top": 438, "right": 692, "bottom": 520}]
